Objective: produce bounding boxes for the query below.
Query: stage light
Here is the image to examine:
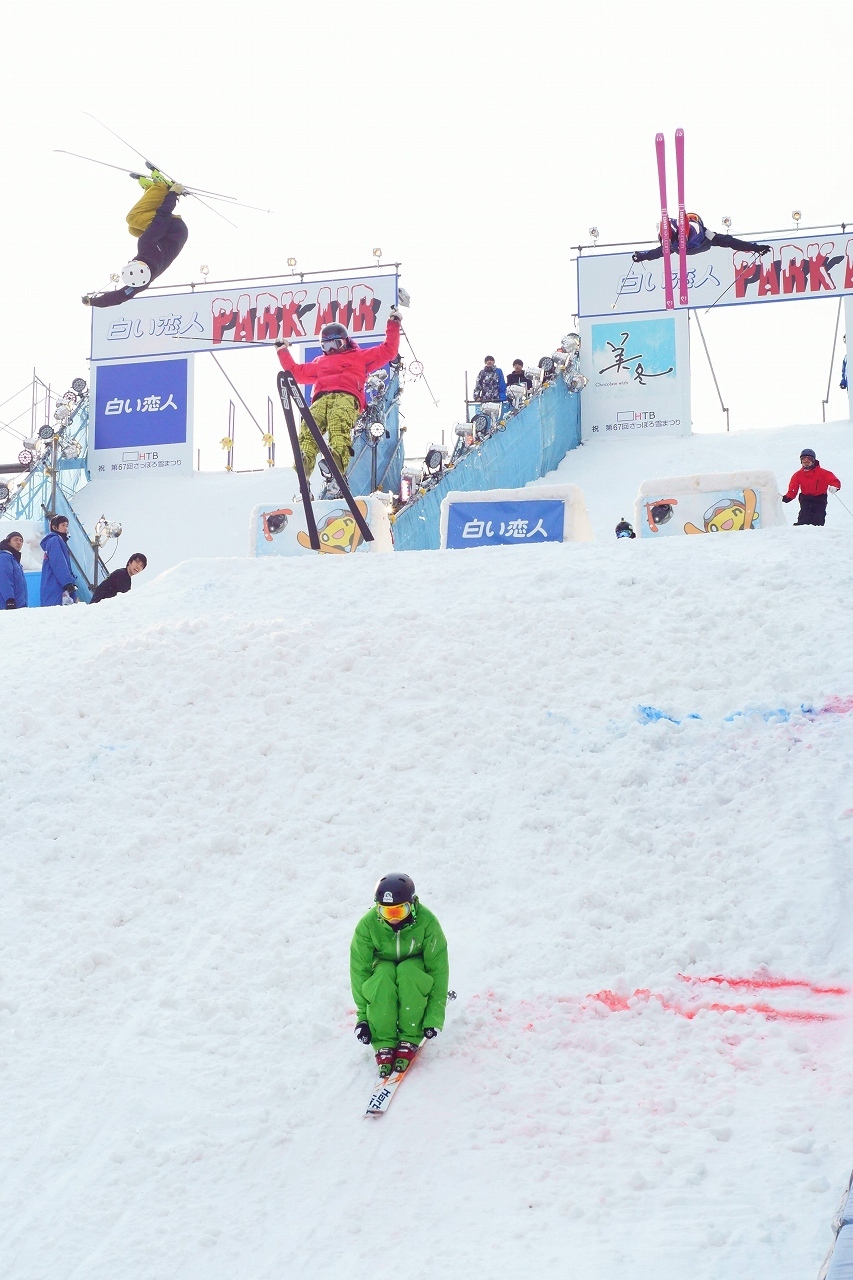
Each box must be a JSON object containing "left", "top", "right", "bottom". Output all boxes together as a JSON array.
[
  {"left": 61, "top": 440, "right": 83, "bottom": 460},
  {"left": 200, "top": 265, "right": 209, "bottom": 278},
  {"left": 17, "top": 449, "right": 33, "bottom": 466},
  {"left": 398, "top": 287, "right": 411, "bottom": 307},
  {"left": 38, "top": 424, "right": 54, "bottom": 440},
  {"left": 0, "top": 483, "right": 9, "bottom": 502},
  {"left": 287, "top": 257, "right": 297, "bottom": 268},
  {"left": 722, "top": 217, "right": 732, "bottom": 230},
  {"left": 589, "top": 227, "right": 599, "bottom": 242},
  {"left": 71, "top": 378, "right": 87, "bottom": 395},
  {"left": 567, "top": 373, "right": 588, "bottom": 393},
  {"left": 369, "top": 421, "right": 386, "bottom": 441},
  {"left": 561, "top": 333, "right": 581, "bottom": 355},
  {"left": 792, "top": 210, "right": 802, "bottom": 225},
  {"left": 54, "top": 404, "right": 71, "bottom": 422},
  {"left": 373, "top": 248, "right": 382, "bottom": 260}
]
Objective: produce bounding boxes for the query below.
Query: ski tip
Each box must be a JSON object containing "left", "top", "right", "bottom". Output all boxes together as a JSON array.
[
  {"left": 655, "top": 132, "right": 664, "bottom": 142},
  {"left": 676, "top": 128, "right": 684, "bottom": 137}
]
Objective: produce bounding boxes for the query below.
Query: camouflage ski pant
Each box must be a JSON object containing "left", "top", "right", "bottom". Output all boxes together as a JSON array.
[{"left": 300, "top": 392, "right": 359, "bottom": 479}]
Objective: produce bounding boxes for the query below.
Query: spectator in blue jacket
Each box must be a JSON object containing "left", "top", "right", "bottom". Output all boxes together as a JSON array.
[
  {"left": 0, "top": 531, "right": 28, "bottom": 609},
  {"left": 40, "top": 516, "right": 77, "bottom": 607},
  {"left": 473, "top": 356, "right": 507, "bottom": 404}
]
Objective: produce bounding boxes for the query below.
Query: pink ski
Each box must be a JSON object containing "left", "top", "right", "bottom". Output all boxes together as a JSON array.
[
  {"left": 655, "top": 133, "right": 674, "bottom": 310},
  {"left": 675, "top": 128, "right": 688, "bottom": 305}
]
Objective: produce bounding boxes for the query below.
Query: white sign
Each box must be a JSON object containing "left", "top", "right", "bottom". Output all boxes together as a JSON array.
[
  {"left": 577, "top": 234, "right": 853, "bottom": 318},
  {"left": 90, "top": 272, "right": 399, "bottom": 362},
  {"left": 579, "top": 311, "right": 691, "bottom": 442},
  {"left": 89, "top": 356, "right": 194, "bottom": 478},
  {"left": 634, "top": 471, "right": 786, "bottom": 538},
  {"left": 439, "top": 485, "right": 593, "bottom": 548}
]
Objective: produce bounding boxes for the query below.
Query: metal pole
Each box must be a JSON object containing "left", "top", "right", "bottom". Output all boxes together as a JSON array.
[
  {"left": 226, "top": 402, "right": 235, "bottom": 470},
  {"left": 821, "top": 297, "right": 843, "bottom": 423},
  {"left": 464, "top": 371, "right": 469, "bottom": 420},
  {"left": 267, "top": 396, "right": 275, "bottom": 467},
  {"left": 691, "top": 311, "right": 730, "bottom": 433}
]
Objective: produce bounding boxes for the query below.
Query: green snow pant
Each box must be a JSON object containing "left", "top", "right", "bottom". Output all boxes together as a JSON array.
[
  {"left": 300, "top": 392, "right": 359, "bottom": 479},
  {"left": 360, "top": 957, "right": 434, "bottom": 1051}
]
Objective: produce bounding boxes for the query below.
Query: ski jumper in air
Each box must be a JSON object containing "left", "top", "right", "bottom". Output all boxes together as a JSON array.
[
  {"left": 276, "top": 311, "right": 401, "bottom": 479},
  {"left": 633, "top": 216, "right": 771, "bottom": 263},
  {"left": 350, "top": 873, "right": 449, "bottom": 1079},
  {"left": 84, "top": 176, "right": 188, "bottom": 309}
]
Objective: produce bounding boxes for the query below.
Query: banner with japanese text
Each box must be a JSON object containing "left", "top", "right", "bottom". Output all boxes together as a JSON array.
[
  {"left": 578, "top": 311, "right": 691, "bottom": 442},
  {"left": 444, "top": 500, "right": 565, "bottom": 549},
  {"left": 90, "top": 357, "right": 193, "bottom": 477},
  {"left": 576, "top": 233, "right": 853, "bottom": 318},
  {"left": 89, "top": 272, "right": 399, "bottom": 362}
]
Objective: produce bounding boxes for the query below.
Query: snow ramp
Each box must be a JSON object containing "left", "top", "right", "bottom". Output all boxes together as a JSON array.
[{"left": 1, "top": 525, "right": 852, "bottom": 1278}]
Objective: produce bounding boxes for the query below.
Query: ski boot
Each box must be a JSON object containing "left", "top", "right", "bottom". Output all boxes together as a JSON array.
[
  {"left": 393, "top": 1041, "right": 420, "bottom": 1074},
  {"left": 134, "top": 168, "right": 171, "bottom": 190},
  {"left": 375, "top": 1048, "right": 395, "bottom": 1079}
]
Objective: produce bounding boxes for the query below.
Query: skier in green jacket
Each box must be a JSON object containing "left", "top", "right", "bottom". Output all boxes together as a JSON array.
[{"left": 350, "top": 873, "right": 449, "bottom": 1079}]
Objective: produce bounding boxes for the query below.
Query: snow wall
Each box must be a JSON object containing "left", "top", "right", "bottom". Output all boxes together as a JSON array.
[{"left": 392, "top": 376, "right": 581, "bottom": 552}]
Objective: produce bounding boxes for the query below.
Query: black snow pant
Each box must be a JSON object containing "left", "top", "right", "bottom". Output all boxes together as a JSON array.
[
  {"left": 89, "top": 190, "right": 188, "bottom": 309},
  {"left": 795, "top": 494, "right": 828, "bottom": 526}
]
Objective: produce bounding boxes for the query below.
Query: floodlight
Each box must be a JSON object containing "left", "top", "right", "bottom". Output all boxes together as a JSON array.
[
  {"left": 287, "top": 257, "right": 297, "bottom": 268},
  {"left": 398, "top": 287, "right": 411, "bottom": 307},
  {"left": 54, "top": 404, "right": 71, "bottom": 422},
  {"left": 589, "top": 227, "right": 600, "bottom": 241},
  {"left": 507, "top": 385, "right": 525, "bottom": 409},
  {"left": 369, "top": 421, "right": 386, "bottom": 441},
  {"left": 567, "top": 373, "right": 588, "bottom": 393},
  {"left": 0, "top": 483, "right": 9, "bottom": 502},
  {"left": 38, "top": 424, "right": 54, "bottom": 440},
  {"left": 17, "top": 449, "right": 33, "bottom": 466},
  {"left": 424, "top": 447, "right": 444, "bottom": 475},
  {"left": 561, "top": 333, "right": 580, "bottom": 354},
  {"left": 373, "top": 248, "right": 382, "bottom": 260},
  {"left": 792, "top": 210, "right": 802, "bottom": 224},
  {"left": 61, "top": 440, "right": 83, "bottom": 460},
  {"left": 722, "top": 217, "right": 732, "bottom": 230},
  {"left": 538, "top": 356, "right": 555, "bottom": 377},
  {"left": 71, "top": 378, "right": 88, "bottom": 395},
  {"left": 200, "top": 265, "right": 209, "bottom": 277}
]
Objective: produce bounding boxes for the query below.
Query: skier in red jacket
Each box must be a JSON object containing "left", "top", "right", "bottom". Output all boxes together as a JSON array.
[
  {"left": 276, "top": 309, "right": 402, "bottom": 484},
  {"left": 782, "top": 448, "right": 841, "bottom": 526}
]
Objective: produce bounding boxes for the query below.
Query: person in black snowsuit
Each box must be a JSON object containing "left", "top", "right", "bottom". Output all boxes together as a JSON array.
[
  {"left": 83, "top": 179, "right": 188, "bottom": 309},
  {"left": 90, "top": 553, "right": 147, "bottom": 603},
  {"left": 633, "top": 216, "right": 771, "bottom": 263},
  {"left": 506, "top": 360, "right": 533, "bottom": 393}
]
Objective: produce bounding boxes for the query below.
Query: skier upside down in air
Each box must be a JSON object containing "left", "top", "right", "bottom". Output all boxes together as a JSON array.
[
  {"left": 82, "top": 174, "right": 188, "bottom": 309},
  {"left": 351, "top": 874, "right": 449, "bottom": 1079},
  {"left": 632, "top": 214, "right": 771, "bottom": 263}
]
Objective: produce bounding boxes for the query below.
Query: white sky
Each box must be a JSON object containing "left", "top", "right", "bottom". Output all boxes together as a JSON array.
[{"left": 2, "top": 0, "right": 852, "bottom": 473}]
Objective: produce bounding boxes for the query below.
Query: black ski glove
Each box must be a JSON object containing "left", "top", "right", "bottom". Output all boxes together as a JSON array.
[
  {"left": 275, "top": 338, "right": 292, "bottom": 349},
  {"left": 757, "top": 245, "right": 771, "bottom": 255},
  {"left": 782, "top": 495, "right": 793, "bottom": 503},
  {"left": 631, "top": 252, "right": 642, "bottom": 262},
  {"left": 423, "top": 1027, "right": 439, "bottom": 1039},
  {"left": 5, "top": 599, "right": 16, "bottom": 609},
  {"left": 354, "top": 1020, "right": 372, "bottom": 1045}
]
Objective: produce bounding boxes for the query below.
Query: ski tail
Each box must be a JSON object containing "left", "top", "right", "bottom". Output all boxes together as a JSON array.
[
  {"left": 675, "top": 128, "right": 688, "bottom": 306},
  {"left": 655, "top": 133, "right": 674, "bottom": 310}
]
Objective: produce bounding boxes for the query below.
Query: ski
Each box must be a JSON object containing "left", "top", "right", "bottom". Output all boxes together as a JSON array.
[
  {"left": 655, "top": 133, "right": 674, "bottom": 310},
  {"left": 364, "top": 1039, "right": 425, "bottom": 1117},
  {"left": 675, "top": 128, "right": 689, "bottom": 306}
]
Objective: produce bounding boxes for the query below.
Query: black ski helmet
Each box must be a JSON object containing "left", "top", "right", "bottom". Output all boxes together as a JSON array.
[
  {"left": 800, "top": 448, "right": 817, "bottom": 461},
  {"left": 615, "top": 518, "right": 636, "bottom": 539},
  {"left": 374, "top": 873, "right": 415, "bottom": 906},
  {"left": 320, "top": 322, "right": 350, "bottom": 353}
]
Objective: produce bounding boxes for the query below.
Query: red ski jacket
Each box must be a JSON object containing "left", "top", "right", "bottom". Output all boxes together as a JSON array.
[
  {"left": 785, "top": 464, "right": 841, "bottom": 499},
  {"left": 277, "top": 319, "right": 401, "bottom": 411}
]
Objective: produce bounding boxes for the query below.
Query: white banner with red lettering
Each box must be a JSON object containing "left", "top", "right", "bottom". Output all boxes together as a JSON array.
[
  {"left": 90, "top": 272, "right": 399, "bottom": 362},
  {"left": 577, "top": 234, "right": 853, "bottom": 318}
]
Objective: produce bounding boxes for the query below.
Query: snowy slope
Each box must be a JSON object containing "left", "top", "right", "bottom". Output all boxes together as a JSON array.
[
  {"left": 2, "top": 458, "right": 853, "bottom": 1277},
  {"left": 532, "top": 416, "right": 853, "bottom": 542}
]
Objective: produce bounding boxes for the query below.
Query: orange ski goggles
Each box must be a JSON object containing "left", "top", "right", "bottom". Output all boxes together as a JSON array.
[{"left": 378, "top": 901, "right": 411, "bottom": 923}]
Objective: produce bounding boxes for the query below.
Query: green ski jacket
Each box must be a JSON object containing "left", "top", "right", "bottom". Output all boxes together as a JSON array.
[{"left": 350, "top": 899, "right": 450, "bottom": 1030}]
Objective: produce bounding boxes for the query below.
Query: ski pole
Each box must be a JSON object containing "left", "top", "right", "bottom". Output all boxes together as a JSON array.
[
  {"left": 610, "top": 261, "right": 638, "bottom": 311},
  {"left": 831, "top": 490, "right": 853, "bottom": 520},
  {"left": 399, "top": 329, "right": 439, "bottom": 407},
  {"left": 54, "top": 151, "right": 270, "bottom": 212},
  {"left": 703, "top": 253, "right": 761, "bottom": 316}
]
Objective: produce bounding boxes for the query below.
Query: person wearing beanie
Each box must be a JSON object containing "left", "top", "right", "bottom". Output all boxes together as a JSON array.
[
  {"left": 90, "top": 553, "right": 148, "bottom": 604},
  {"left": 473, "top": 355, "right": 507, "bottom": 404},
  {"left": 40, "top": 516, "right": 78, "bottom": 607},
  {"left": 782, "top": 449, "right": 841, "bottom": 527},
  {"left": 0, "top": 530, "right": 28, "bottom": 609}
]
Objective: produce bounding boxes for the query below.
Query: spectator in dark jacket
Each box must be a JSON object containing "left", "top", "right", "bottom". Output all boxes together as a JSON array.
[
  {"left": 0, "top": 531, "right": 28, "bottom": 609},
  {"left": 90, "top": 554, "right": 148, "bottom": 604},
  {"left": 782, "top": 449, "right": 841, "bottom": 526},
  {"left": 473, "top": 356, "right": 507, "bottom": 403},
  {"left": 40, "top": 516, "right": 77, "bottom": 607},
  {"left": 506, "top": 360, "right": 533, "bottom": 393}
]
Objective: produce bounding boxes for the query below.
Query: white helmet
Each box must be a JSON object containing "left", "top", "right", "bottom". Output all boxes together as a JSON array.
[{"left": 121, "top": 260, "right": 151, "bottom": 289}]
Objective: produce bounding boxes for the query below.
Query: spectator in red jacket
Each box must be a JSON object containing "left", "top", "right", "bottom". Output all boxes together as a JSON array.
[
  {"left": 276, "top": 310, "right": 402, "bottom": 482},
  {"left": 782, "top": 448, "right": 841, "bottom": 526}
]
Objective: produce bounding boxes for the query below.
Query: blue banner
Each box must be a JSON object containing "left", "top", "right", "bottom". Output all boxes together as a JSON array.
[
  {"left": 93, "top": 359, "right": 188, "bottom": 450},
  {"left": 446, "top": 500, "right": 564, "bottom": 549}
]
